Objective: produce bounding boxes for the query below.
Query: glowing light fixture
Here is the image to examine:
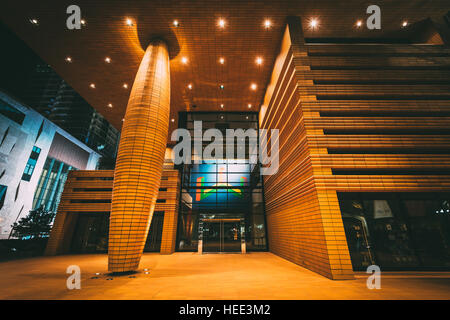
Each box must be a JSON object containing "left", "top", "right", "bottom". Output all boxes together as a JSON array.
[
  {"left": 219, "top": 84, "right": 224, "bottom": 90},
  {"left": 126, "top": 18, "right": 133, "bottom": 26},
  {"left": 65, "top": 56, "right": 72, "bottom": 63},
  {"left": 80, "top": 19, "right": 86, "bottom": 26},
  {"left": 310, "top": 18, "right": 318, "bottom": 29},
  {"left": 250, "top": 83, "right": 257, "bottom": 90},
  {"left": 181, "top": 56, "right": 188, "bottom": 64},
  {"left": 30, "top": 18, "right": 39, "bottom": 25},
  {"left": 171, "top": 118, "right": 175, "bottom": 123},
  {"left": 89, "top": 83, "right": 96, "bottom": 89},
  {"left": 173, "top": 20, "right": 179, "bottom": 27},
  {"left": 220, "top": 104, "right": 224, "bottom": 109},
  {"left": 264, "top": 19, "right": 271, "bottom": 29},
  {"left": 105, "top": 57, "right": 111, "bottom": 63},
  {"left": 219, "top": 57, "right": 225, "bottom": 64},
  {"left": 256, "top": 57, "right": 263, "bottom": 65},
  {"left": 248, "top": 104, "right": 252, "bottom": 109},
  {"left": 402, "top": 21, "right": 408, "bottom": 27},
  {"left": 218, "top": 18, "right": 226, "bottom": 28},
  {"left": 187, "top": 83, "right": 193, "bottom": 90},
  {"left": 356, "top": 20, "right": 362, "bottom": 27},
  {"left": 108, "top": 103, "right": 113, "bottom": 108},
  {"left": 123, "top": 83, "right": 128, "bottom": 89}
]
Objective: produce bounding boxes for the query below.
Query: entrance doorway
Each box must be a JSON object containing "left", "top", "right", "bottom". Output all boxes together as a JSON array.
[
  {"left": 144, "top": 211, "right": 164, "bottom": 252},
  {"left": 71, "top": 213, "right": 109, "bottom": 253},
  {"left": 199, "top": 218, "right": 246, "bottom": 253}
]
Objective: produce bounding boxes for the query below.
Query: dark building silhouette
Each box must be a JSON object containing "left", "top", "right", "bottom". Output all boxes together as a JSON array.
[
  {"left": 23, "top": 64, "right": 119, "bottom": 158},
  {"left": 0, "top": 22, "right": 119, "bottom": 159}
]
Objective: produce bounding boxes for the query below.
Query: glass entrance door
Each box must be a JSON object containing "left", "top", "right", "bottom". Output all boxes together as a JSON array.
[{"left": 201, "top": 218, "right": 244, "bottom": 253}]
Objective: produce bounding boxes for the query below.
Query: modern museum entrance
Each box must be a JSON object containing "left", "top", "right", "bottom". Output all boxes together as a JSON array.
[
  {"left": 200, "top": 218, "right": 245, "bottom": 253},
  {"left": 176, "top": 159, "right": 268, "bottom": 254},
  {"left": 175, "top": 112, "right": 268, "bottom": 254}
]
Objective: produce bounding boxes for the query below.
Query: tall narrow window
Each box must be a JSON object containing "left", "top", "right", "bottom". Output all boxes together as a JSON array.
[
  {"left": 0, "top": 184, "right": 7, "bottom": 210},
  {"left": 21, "top": 146, "right": 41, "bottom": 181}
]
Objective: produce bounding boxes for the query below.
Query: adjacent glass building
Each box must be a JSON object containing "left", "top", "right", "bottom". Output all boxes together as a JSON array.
[{"left": 32, "top": 157, "right": 74, "bottom": 212}]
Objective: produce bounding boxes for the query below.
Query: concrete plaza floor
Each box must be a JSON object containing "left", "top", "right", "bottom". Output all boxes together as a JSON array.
[{"left": 0, "top": 252, "right": 449, "bottom": 299}]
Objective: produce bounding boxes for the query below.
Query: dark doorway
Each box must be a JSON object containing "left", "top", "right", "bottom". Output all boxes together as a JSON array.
[
  {"left": 71, "top": 213, "right": 109, "bottom": 253},
  {"left": 69, "top": 211, "right": 165, "bottom": 254},
  {"left": 144, "top": 211, "right": 164, "bottom": 252}
]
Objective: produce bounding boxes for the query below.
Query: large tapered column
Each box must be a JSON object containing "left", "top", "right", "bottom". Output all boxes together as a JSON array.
[{"left": 108, "top": 40, "right": 170, "bottom": 272}]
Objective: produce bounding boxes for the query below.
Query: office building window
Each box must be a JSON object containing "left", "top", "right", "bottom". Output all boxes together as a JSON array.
[
  {"left": 21, "top": 146, "right": 41, "bottom": 181},
  {"left": 32, "top": 157, "right": 74, "bottom": 212},
  {"left": 0, "top": 184, "right": 7, "bottom": 210}
]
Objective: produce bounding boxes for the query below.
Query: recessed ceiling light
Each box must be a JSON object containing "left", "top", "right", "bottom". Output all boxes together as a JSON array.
[
  {"left": 107, "top": 103, "right": 113, "bottom": 108},
  {"left": 256, "top": 57, "right": 263, "bottom": 65},
  {"left": 219, "top": 57, "right": 225, "bottom": 64},
  {"left": 173, "top": 20, "right": 179, "bottom": 27},
  {"left": 219, "top": 84, "right": 224, "bottom": 90},
  {"left": 126, "top": 18, "right": 133, "bottom": 26},
  {"left": 89, "top": 83, "right": 96, "bottom": 89},
  {"left": 218, "top": 18, "right": 226, "bottom": 28},
  {"left": 181, "top": 56, "right": 188, "bottom": 64},
  {"left": 402, "top": 21, "right": 408, "bottom": 27},
  {"left": 187, "top": 83, "right": 193, "bottom": 90},
  {"left": 264, "top": 19, "right": 271, "bottom": 29},
  {"left": 220, "top": 104, "right": 224, "bottom": 109},
  {"left": 310, "top": 18, "right": 318, "bottom": 29},
  {"left": 123, "top": 83, "right": 128, "bottom": 89},
  {"left": 171, "top": 118, "right": 175, "bottom": 123},
  {"left": 356, "top": 20, "right": 362, "bottom": 27},
  {"left": 250, "top": 83, "right": 257, "bottom": 90},
  {"left": 248, "top": 104, "right": 252, "bottom": 109},
  {"left": 65, "top": 56, "right": 72, "bottom": 63},
  {"left": 105, "top": 57, "right": 111, "bottom": 63}
]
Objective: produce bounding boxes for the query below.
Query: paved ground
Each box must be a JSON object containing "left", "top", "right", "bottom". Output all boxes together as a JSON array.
[{"left": 0, "top": 252, "right": 449, "bottom": 299}]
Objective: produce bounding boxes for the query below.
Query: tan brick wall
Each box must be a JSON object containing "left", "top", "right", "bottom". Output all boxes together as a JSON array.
[{"left": 261, "top": 16, "right": 450, "bottom": 279}]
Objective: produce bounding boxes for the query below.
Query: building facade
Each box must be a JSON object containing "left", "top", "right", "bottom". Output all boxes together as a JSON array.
[
  {"left": 23, "top": 64, "right": 120, "bottom": 159},
  {"left": 0, "top": 91, "right": 100, "bottom": 239},
  {"left": 3, "top": 1, "right": 449, "bottom": 280}
]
